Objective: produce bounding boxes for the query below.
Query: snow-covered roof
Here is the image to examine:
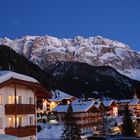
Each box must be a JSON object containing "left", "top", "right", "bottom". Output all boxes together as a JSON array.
[
  {"left": 53, "top": 105, "right": 68, "bottom": 112},
  {"left": 53, "top": 99, "right": 97, "bottom": 112},
  {"left": 117, "top": 99, "right": 130, "bottom": 103},
  {"left": 0, "top": 71, "right": 38, "bottom": 84},
  {"left": 129, "top": 99, "right": 139, "bottom": 105},
  {"left": 102, "top": 99, "right": 114, "bottom": 107},
  {"left": 93, "top": 99, "right": 102, "bottom": 108},
  {"left": 49, "top": 90, "right": 74, "bottom": 102},
  {"left": 72, "top": 99, "right": 96, "bottom": 112}
]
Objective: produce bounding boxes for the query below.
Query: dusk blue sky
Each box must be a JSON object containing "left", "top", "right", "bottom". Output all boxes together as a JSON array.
[{"left": 0, "top": 0, "right": 140, "bottom": 50}]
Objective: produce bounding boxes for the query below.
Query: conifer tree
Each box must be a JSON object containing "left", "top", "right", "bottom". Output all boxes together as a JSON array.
[
  {"left": 121, "top": 105, "right": 135, "bottom": 136},
  {"left": 61, "top": 104, "right": 81, "bottom": 140}
]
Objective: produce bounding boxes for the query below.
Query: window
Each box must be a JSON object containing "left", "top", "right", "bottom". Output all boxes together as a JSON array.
[
  {"left": 0, "top": 95, "right": 2, "bottom": 104},
  {"left": 16, "top": 96, "right": 22, "bottom": 104},
  {"left": 8, "top": 96, "right": 22, "bottom": 104},
  {"left": 8, "top": 117, "right": 13, "bottom": 127},
  {"left": 8, "top": 96, "right": 14, "bottom": 104},
  {"left": 29, "top": 97, "right": 33, "bottom": 104},
  {"left": 17, "top": 117, "right": 22, "bottom": 127},
  {"left": 0, "top": 118, "right": 3, "bottom": 129},
  {"left": 29, "top": 116, "right": 33, "bottom": 125}
]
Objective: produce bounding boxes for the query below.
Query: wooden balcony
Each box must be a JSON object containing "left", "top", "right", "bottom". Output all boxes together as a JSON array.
[
  {"left": 5, "top": 104, "right": 35, "bottom": 115},
  {"left": 5, "top": 125, "right": 36, "bottom": 137}
]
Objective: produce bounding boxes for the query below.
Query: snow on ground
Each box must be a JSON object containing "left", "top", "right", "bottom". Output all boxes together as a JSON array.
[
  {"left": 37, "top": 116, "right": 122, "bottom": 139},
  {"left": 85, "top": 51, "right": 97, "bottom": 57},
  {"left": 74, "top": 46, "right": 85, "bottom": 55},
  {"left": 100, "top": 52, "right": 115, "bottom": 60},
  {"left": 0, "top": 134, "right": 21, "bottom": 140},
  {"left": 67, "top": 46, "right": 76, "bottom": 53},
  {"left": 118, "top": 69, "right": 140, "bottom": 81},
  {"left": 115, "top": 48, "right": 129, "bottom": 58},
  {"left": 37, "top": 124, "right": 63, "bottom": 140}
]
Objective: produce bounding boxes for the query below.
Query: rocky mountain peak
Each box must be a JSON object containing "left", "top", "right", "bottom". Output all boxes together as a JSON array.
[{"left": 0, "top": 35, "right": 140, "bottom": 80}]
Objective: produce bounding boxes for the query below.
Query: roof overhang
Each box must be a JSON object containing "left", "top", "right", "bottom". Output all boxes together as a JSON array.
[{"left": 0, "top": 78, "right": 52, "bottom": 99}]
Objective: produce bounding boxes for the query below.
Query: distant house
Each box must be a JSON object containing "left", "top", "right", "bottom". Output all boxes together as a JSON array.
[
  {"left": 128, "top": 99, "right": 140, "bottom": 116},
  {"left": 42, "top": 90, "right": 77, "bottom": 112},
  {"left": 0, "top": 71, "right": 51, "bottom": 140},
  {"left": 116, "top": 99, "right": 130, "bottom": 111},
  {"left": 102, "top": 99, "right": 118, "bottom": 117},
  {"left": 116, "top": 99, "right": 140, "bottom": 116},
  {"left": 53, "top": 98, "right": 104, "bottom": 134}
]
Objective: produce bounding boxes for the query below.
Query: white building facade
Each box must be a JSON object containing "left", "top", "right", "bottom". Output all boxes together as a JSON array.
[{"left": 0, "top": 71, "right": 50, "bottom": 140}]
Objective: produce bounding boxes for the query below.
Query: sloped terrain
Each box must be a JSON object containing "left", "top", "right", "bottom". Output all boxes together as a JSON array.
[
  {"left": 46, "top": 61, "right": 140, "bottom": 99},
  {"left": 1, "top": 45, "right": 140, "bottom": 99},
  {"left": 0, "top": 35, "right": 140, "bottom": 80}
]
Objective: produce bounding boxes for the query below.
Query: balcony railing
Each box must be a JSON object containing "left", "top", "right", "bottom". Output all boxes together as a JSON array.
[
  {"left": 5, "top": 125, "right": 36, "bottom": 137},
  {"left": 5, "top": 104, "right": 35, "bottom": 115}
]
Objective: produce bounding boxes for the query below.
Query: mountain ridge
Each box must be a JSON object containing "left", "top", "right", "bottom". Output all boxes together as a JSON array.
[
  {"left": 0, "top": 35, "right": 140, "bottom": 81},
  {"left": 45, "top": 61, "right": 140, "bottom": 99},
  {"left": 1, "top": 45, "right": 140, "bottom": 99}
]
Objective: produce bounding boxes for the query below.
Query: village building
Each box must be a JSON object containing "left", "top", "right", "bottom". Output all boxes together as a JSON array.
[
  {"left": 116, "top": 98, "right": 140, "bottom": 117},
  {"left": 116, "top": 99, "right": 130, "bottom": 111},
  {"left": 0, "top": 71, "right": 51, "bottom": 140},
  {"left": 128, "top": 99, "right": 140, "bottom": 117},
  {"left": 53, "top": 98, "right": 104, "bottom": 134},
  {"left": 41, "top": 90, "right": 77, "bottom": 113},
  {"left": 102, "top": 99, "right": 118, "bottom": 117}
]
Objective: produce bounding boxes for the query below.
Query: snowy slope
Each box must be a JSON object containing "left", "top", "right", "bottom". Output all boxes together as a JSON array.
[
  {"left": 37, "top": 124, "right": 63, "bottom": 139},
  {"left": 0, "top": 35, "right": 140, "bottom": 81}
]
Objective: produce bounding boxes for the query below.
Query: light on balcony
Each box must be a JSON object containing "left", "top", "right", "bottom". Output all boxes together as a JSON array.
[{"left": 8, "top": 118, "right": 11, "bottom": 120}]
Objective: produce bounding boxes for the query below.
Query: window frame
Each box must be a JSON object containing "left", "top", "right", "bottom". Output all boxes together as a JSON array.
[
  {"left": 0, "top": 95, "right": 2, "bottom": 105},
  {"left": 29, "top": 116, "right": 34, "bottom": 125},
  {"left": 0, "top": 118, "right": 3, "bottom": 129}
]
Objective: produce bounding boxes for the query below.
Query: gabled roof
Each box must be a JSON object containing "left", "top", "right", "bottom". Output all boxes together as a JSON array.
[
  {"left": 93, "top": 99, "right": 102, "bottom": 108},
  {"left": 53, "top": 105, "right": 68, "bottom": 112},
  {"left": 0, "top": 71, "right": 51, "bottom": 98},
  {"left": 117, "top": 99, "right": 130, "bottom": 103},
  {"left": 129, "top": 99, "right": 139, "bottom": 105},
  {"left": 102, "top": 99, "right": 115, "bottom": 107},
  {"left": 0, "top": 71, "right": 38, "bottom": 84},
  {"left": 53, "top": 99, "right": 99, "bottom": 112},
  {"left": 49, "top": 90, "right": 74, "bottom": 102},
  {"left": 72, "top": 99, "right": 95, "bottom": 112}
]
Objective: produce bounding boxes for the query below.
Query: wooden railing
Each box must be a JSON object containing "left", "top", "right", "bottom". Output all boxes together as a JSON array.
[
  {"left": 5, "top": 104, "right": 35, "bottom": 115},
  {"left": 5, "top": 125, "right": 36, "bottom": 137}
]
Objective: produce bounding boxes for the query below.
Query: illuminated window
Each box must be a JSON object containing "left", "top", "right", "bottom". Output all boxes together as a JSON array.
[
  {"left": 0, "top": 95, "right": 2, "bottom": 104},
  {"left": 8, "top": 96, "right": 14, "bottom": 104},
  {"left": 113, "top": 107, "right": 118, "bottom": 116},
  {"left": 67, "top": 100, "right": 71, "bottom": 105},
  {"left": 16, "top": 96, "right": 22, "bottom": 104},
  {"left": 17, "top": 117, "right": 22, "bottom": 127},
  {"left": 8, "top": 117, "right": 13, "bottom": 127},
  {"left": 50, "top": 102, "right": 57, "bottom": 111}
]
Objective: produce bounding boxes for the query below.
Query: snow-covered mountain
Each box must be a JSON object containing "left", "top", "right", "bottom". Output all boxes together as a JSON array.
[{"left": 0, "top": 35, "right": 140, "bottom": 80}]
